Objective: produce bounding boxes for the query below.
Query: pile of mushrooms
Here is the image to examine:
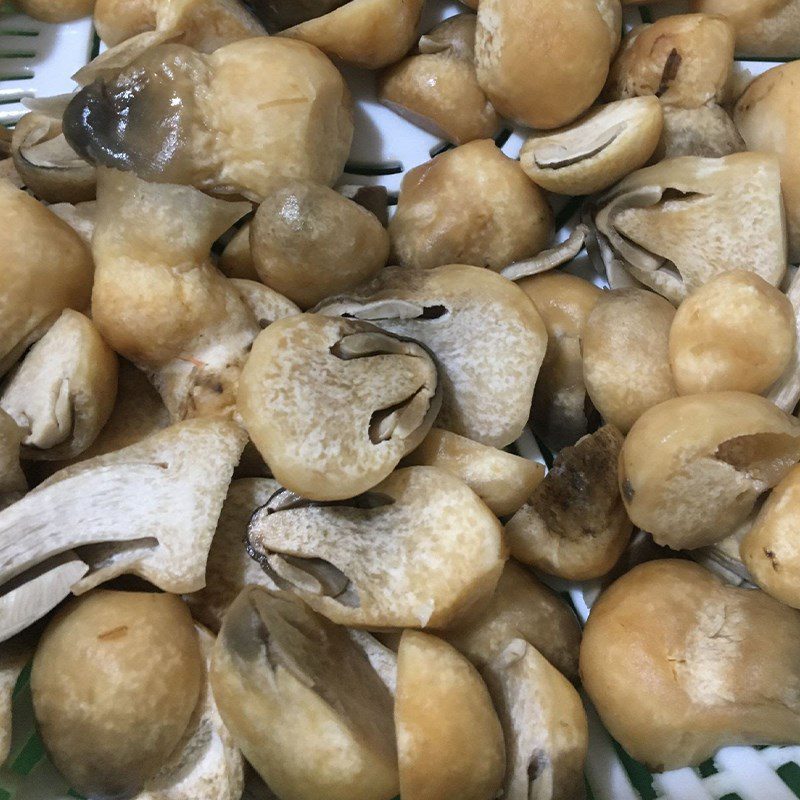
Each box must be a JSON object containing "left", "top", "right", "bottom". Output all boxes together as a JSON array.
[{"left": 4, "top": 0, "right": 800, "bottom": 798}]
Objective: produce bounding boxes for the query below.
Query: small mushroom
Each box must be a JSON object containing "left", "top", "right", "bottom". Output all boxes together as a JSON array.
[
  {"left": 619, "top": 392, "right": 800, "bottom": 550},
  {"left": 0, "top": 635, "right": 32, "bottom": 765},
  {"left": 318, "top": 264, "right": 548, "bottom": 448},
  {"left": 12, "top": 0, "right": 94, "bottom": 22},
  {"left": 210, "top": 587, "right": 399, "bottom": 800},
  {"left": 389, "top": 140, "right": 553, "bottom": 272},
  {"left": 582, "top": 288, "right": 676, "bottom": 433},
  {"left": 443, "top": 559, "right": 582, "bottom": 682},
  {"left": 589, "top": 152, "right": 786, "bottom": 305},
  {"left": 231, "top": 279, "right": 300, "bottom": 330},
  {"left": 237, "top": 314, "right": 440, "bottom": 501},
  {"left": 31, "top": 591, "right": 203, "bottom": 798},
  {"left": 395, "top": 630, "right": 505, "bottom": 800},
  {"left": 517, "top": 271, "right": 601, "bottom": 451},
  {"left": 0, "top": 178, "right": 93, "bottom": 377},
  {"left": 669, "top": 270, "right": 795, "bottom": 396},
  {"left": 246, "top": 466, "right": 506, "bottom": 629},
  {"left": 520, "top": 97, "right": 663, "bottom": 196},
  {"left": 656, "top": 104, "right": 744, "bottom": 159},
  {"left": 403, "top": 428, "right": 544, "bottom": 517},
  {"left": 0, "top": 409, "right": 26, "bottom": 510},
  {"left": 0, "top": 310, "right": 118, "bottom": 461},
  {"left": 379, "top": 14, "right": 500, "bottom": 146},
  {"left": 581, "top": 560, "right": 800, "bottom": 770}
]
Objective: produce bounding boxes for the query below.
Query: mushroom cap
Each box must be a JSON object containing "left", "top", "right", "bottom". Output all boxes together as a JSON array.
[
  {"left": 656, "top": 104, "right": 745, "bottom": 159},
  {"left": 389, "top": 140, "right": 553, "bottom": 272},
  {"left": 246, "top": 466, "right": 506, "bottom": 629},
  {"left": 210, "top": 587, "right": 399, "bottom": 800},
  {"left": 31, "top": 591, "right": 202, "bottom": 798},
  {"left": 520, "top": 97, "right": 663, "bottom": 196},
  {"left": 13, "top": 0, "right": 93, "bottom": 22},
  {"left": 317, "top": 263, "right": 548, "bottom": 448},
  {"left": 580, "top": 559, "right": 800, "bottom": 770},
  {"left": 620, "top": 391, "right": 800, "bottom": 549},
  {"left": 395, "top": 630, "right": 505, "bottom": 800}
]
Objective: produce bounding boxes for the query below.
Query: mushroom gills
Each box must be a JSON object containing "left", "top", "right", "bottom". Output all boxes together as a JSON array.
[{"left": 533, "top": 122, "right": 626, "bottom": 169}]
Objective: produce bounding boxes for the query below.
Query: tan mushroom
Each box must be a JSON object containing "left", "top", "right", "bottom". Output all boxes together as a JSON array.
[
  {"left": 656, "top": 104, "right": 744, "bottom": 159},
  {"left": 379, "top": 14, "right": 500, "bottom": 146},
  {"left": 12, "top": 0, "right": 94, "bottom": 22},
  {"left": 318, "top": 264, "right": 548, "bottom": 448},
  {"left": 389, "top": 140, "right": 553, "bottom": 272},
  {"left": 210, "top": 587, "right": 399, "bottom": 800},
  {"left": 230, "top": 279, "right": 300, "bottom": 330},
  {"left": 589, "top": 153, "right": 786, "bottom": 305},
  {"left": 48, "top": 200, "right": 97, "bottom": 245},
  {"left": 520, "top": 97, "right": 663, "bottom": 196},
  {"left": 581, "top": 560, "right": 800, "bottom": 770},
  {"left": 619, "top": 392, "right": 800, "bottom": 550},
  {"left": 246, "top": 466, "right": 506, "bottom": 629},
  {"left": 475, "top": 0, "right": 620, "bottom": 129},
  {"left": 395, "top": 630, "right": 505, "bottom": 800},
  {"left": 767, "top": 269, "right": 800, "bottom": 415},
  {"left": 0, "top": 409, "right": 26, "bottom": 511},
  {"left": 0, "top": 635, "right": 32, "bottom": 765}
]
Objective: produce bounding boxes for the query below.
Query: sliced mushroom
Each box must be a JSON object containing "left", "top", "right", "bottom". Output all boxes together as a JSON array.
[
  {"left": 395, "top": 630, "right": 505, "bottom": 800},
  {"left": 656, "top": 104, "right": 744, "bottom": 158},
  {"left": 12, "top": 0, "right": 93, "bottom": 22},
  {"left": 246, "top": 466, "right": 506, "bottom": 629},
  {"left": 317, "top": 264, "right": 548, "bottom": 448},
  {"left": 219, "top": 224, "right": 258, "bottom": 281},
  {"left": 403, "top": 428, "right": 544, "bottom": 517},
  {"left": 231, "top": 279, "right": 300, "bottom": 330},
  {"left": 589, "top": 152, "right": 786, "bottom": 304},
  {"left": 0, "top": 634, "right": 32, "bottom": 765},
  {"left": 0, "top": 409, "right": 25, "bottom": 511},
  {"left": 0, "top": 178, "right": 93, "bottom": 377},
  {"left": 443, "top": 559, "right": 582, "bottom": 682},
  {"left": 238, "top": 314, "right": 440, "bottom": 501},
  {"left": 389, "top": 140, "right": 553, "bottom": 272},
  {"left": 379, "top": 14, "right": 500, "bottom": 146},
  {"left": 210, "top": 587, "right": 399, "bottom": 800},
  {"left": 520, "top": 97, "right": 663, "bottom": 196},
  {"left": 619, "top": 392, "right": 800, "bottom": 550}
]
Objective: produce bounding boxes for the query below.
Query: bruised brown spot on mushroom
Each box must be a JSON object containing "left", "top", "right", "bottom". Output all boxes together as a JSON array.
[{"left": 97, "top": 625, "right": 129, "bottom": 641}]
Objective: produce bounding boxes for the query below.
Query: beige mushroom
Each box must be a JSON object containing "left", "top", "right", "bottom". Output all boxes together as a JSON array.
[
  {"left": 619, "top": 392, "right": 800, "bottom": 550},
  {"left": 0, "top": 178, "right": 93, "bottom": 377},
  {"left": 48, "top": 200, "right": 97, "bottom": 245},
  {"left": 0, "top": 635, "right": 32, "bottom": 765},
  {"left": 12, "top": 0, "right": 94, "bottom": 22},
  {"left": 656, "top": 104, "right": 744, "bottom": 159},
  {"left": 389, "top": 140, "right": 553, "bottom": 272},
  {"left": 520, "top": 97, "right": 663, "bottom": 196},
  {"left": 475, "top": 0, "right": 620, "bottom": 129},
  {"left": 318, "top": 264, "right": 548, "bottom": 448},
  {"left": 767, "top": 269, "right": 800, "bottom": 415},
  {"left": 581, "top": 559, "right": 800, "bottom": 770},
  {"left": 0, "top": 409, "right": 26, "bottom": 511},
  {"left": 246, "top": 466, "right": 506, "bottom": 629},
  {"left": 210, "top": 587, "right": 399, "bottom": 800},
  {"left": 379, "top": 14, "right": 500, "bottom": 145},
  {"left": 589, "top": 153, "right": 786, "bottom": 305},
  {"left": 230, "top": 280, "right": 300, "bottom": 330},
  {"left": 403, "top": 428, "right": 544, "bottom": 517},
  {"left": 582, "top": 288, "right": 677, "bottom": 433},
  {"left": 734, "top": 61, "right": 800, "bottom": 263},
  {"left": 517, "top": 271, "right": 602, "bottom": 451},
  {"left": 395, "top": 630, "right": 505, "bottom": 800},
  {"left": 31, "top": 591, "right": 202, "bottom": 798}
]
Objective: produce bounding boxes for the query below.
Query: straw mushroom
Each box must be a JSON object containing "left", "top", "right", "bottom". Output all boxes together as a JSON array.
[
  {"left": 0, "top": 636, "right": 32, "bottom": 765},
  {"left": 12, "top": 0, "right": 94, "bottom": 22},
  {"left": 619, "top": 392, "right": 800, "bottom": 550},
  {"left": 389, "top": 140, "right": 553, "bottom": 272},
  {"left": 581, "top": 560, "right": 800, "bottom": 770},
  {"left": 656, "top": 104, "right": 744, "bottom": 159},
  {"left": 318, "top": 264, "right": 548, "bottom": 448},
  {"left": 210, "top": 587, "right": 399, "bottom": 800},
  {"left": 31, "top": 591, "right": 202, "bottom": 799},
  {"left": 246, "top": 466, "right": 506, "bottom": 629},
  {"left": 395, "top": 630, "right": 505, "bottom": 800},
  {"left": 231, "top": 280, "right": 299, "bottom": 330},
  {"left": 379, "top": 14, "right": 500, "bottom": 145},
  {"left": 520, "top": 97, "right": 663, "bottom": 196},
  {"left": 219, "top": 225, "right": 257, "bottom": 281},
  {"left": 0, "top": 409, "right": 26, "bottom": 511}
]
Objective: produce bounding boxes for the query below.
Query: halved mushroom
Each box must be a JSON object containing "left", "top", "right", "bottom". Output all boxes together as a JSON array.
[
  {"left": 520, "top": 97, "right": 663, "bottom": 196},
  {"left": 246, "top": 466, "right": 506, "bottom": 629},
  {"left": 231, "top": 280, "right": 300, "bottom": 330},
  {"left": 0, "top": 178, "right": 93, "bottom": 377},
  {"left": 317, "top": 264, "right": 548, "bottom": 448},
  {"left": 238, "top": 314, "right": 440, "bottom": 501},
  {"left": 589, "top": 152, "right": 786, "bottom": 304},
  {"left": 12, "top": 0, "right": 93, "bottom": 22},
  {"left": 0, "top": 634, "right": 32, "bottom": 765},
  {"left": 506, "top": 426, "right": 632, "bottom": 581},
  {"left": 483, "top": 638, "right": 588, "bottom": 800},
  {"left": 403, "top": 428, "right": 544, "bottom": 517},
  {"left": 389, "top": 140, "right": 553, "bottom": 272},
  {"left": 379, "top": 14, "right": 500, "bottom": 146},
  {"left": 581, "top": 560, "right": 800, "bottom": 770},
  {"left": 395, "top": 630, "right": 505, "bottom": 800},
  {"left": 63, "top": 39, "right": 353, "bottom": 199},
  {"left": 0, "top": 310, "right": 118, "bottom": 461},
  {"left": 517, "top": 271, "right": 601, "bottom": 452},
  {"left": 657, "top": 104, "right": 744, "bottom": 158},
  {"left": 0, "top": 409, "right": 26, "bottom": 511},
  {"left": 443, "top": 560, "right": 582, "bottom": 682},
  {"left": 619, "top": 392, "right": 800, "bottom": 550},
  {"left": 210, "top": 587, "right": 399, "bottom": 800},
  {"left": 91, "top": 168, "right": 259, "bottom": 420}
]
